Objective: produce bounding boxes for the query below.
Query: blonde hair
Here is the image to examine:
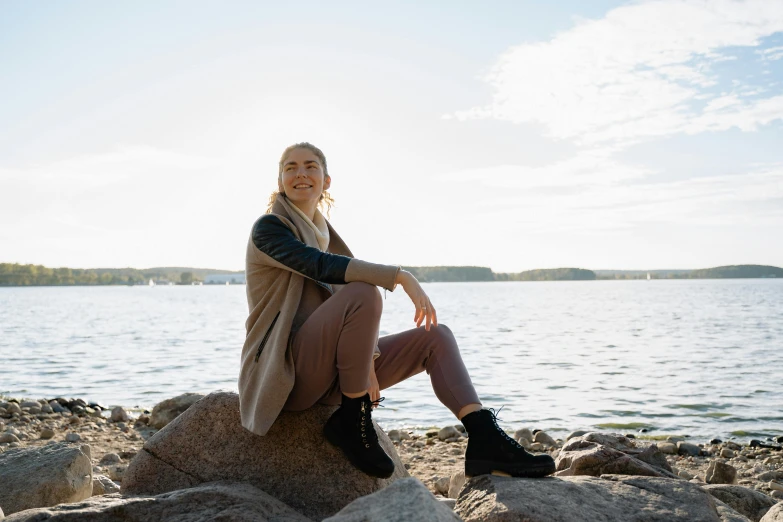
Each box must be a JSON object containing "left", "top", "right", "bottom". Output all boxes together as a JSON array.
[{"left": 266, "top": 142, "right": 335, "bottom": 217}]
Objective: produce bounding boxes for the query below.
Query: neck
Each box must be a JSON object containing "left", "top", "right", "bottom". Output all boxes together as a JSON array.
[{"left": 289, "top": 198, "right": 317, "bottom": 221}]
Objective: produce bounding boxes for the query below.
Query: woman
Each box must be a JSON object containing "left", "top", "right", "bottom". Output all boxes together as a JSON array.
[{"left": 238, "top": 142, "right": 555, "bottom": 479}]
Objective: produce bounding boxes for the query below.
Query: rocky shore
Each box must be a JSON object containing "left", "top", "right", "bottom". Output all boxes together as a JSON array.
[{"left": 1, "top": 392, "right": 782, "bottom": 521}]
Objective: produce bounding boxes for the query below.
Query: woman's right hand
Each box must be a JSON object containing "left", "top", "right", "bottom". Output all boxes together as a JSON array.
[{"left": 395, "top": 270, "right": 438, "bottom": 331}]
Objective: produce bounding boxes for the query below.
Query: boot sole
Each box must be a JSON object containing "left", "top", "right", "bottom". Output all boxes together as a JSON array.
[
  {"left": 465, "top": 459, "right": 556, "bottom": 478},
  {"left": 324, "top": 422, "right": 395, "bottom": 479}
]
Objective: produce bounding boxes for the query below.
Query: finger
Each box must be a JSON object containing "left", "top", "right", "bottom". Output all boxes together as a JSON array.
[
  {"left": 432, "top": 305, "right": 438, "bottom": 327},
  {"left": 425, "top": 302, "right": 431, "bottom": 331}
]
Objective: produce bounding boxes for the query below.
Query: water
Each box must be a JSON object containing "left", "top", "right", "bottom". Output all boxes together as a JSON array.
[{"left": 1, "top": 280, "right": 781, "bottom": 442}]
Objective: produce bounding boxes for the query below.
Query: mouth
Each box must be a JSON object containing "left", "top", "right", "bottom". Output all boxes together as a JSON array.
[{"left": 294, "top": 184, "right": 313, "bottom": 189}]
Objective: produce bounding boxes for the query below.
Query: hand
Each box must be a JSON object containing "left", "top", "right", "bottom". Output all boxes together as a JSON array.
[
  {"left": 395, "top": 270, "right": 438, "bottom": 331},
  {"left": 368, "top": 363, "right": 380, "bottom": 407}
]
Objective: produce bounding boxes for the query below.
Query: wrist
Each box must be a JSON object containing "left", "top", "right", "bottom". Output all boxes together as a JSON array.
[{"left": 395, "top": 269, "right": 410, "bottom": 286}]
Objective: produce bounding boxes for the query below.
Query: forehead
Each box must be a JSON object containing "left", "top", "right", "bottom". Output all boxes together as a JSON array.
[{"left": 283, "top": 148, "right": 321, "bottom": 166}]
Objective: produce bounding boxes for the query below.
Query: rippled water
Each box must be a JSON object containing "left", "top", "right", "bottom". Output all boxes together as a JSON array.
[{"left": 1, "top": 280, "right": 781, "bottom": 442}]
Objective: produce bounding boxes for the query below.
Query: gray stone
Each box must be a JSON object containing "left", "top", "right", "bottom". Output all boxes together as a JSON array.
[
  {"left": 758, "top": 471, "right": 783, "bottom": 482},
  {"left": 448, "top": 471, "right": 467, "bottom": 499},
  {"left": 556, "top": 434, "right": 676, "bottom": 479},
  {"left": 64, "top": 433, "right": 81, "bottom": 442},
  {"left": 39, "top": 428, "right": 55, "bottom": 440},
  {"left": 761, "top": 502, "right": 783, "bottom": 522},
  {"left": 434, "top": 476, "right": 450, "bottom": 496},
  {"left": 99, "top": 453, "right": 121, "bottom": 465},
  {"left": 659, "top": 442, "right": 679, "bottom": 455},
  {"left": 323, "top": 477, "right": 461, "bottom": 522},
  {"left": 566, "top": 430, "right": 588, "bottom": 441},
  {"left": 91, "top": 475, "right": 120, "bottom": 496},
  {"left": 707, "top": 461, "right": 738, "bottom": 485},
  {"left": 702, "top": 485, "right": 777, "bottom": 522},
  {"left": 121, "top": 391, "right": 407, "bottom": 520},
  {"left": 109, "top": 406, "right": 129, "bottom": 423},
  {"left": 723, "top": 448, "right": 737, "bottom": 458},
  {"left": 0, "top": 433, "right": 20, "bottom": 444},
  {"left": 0, "top": 442, "right": 92, "bottom": 515},
  {"left": 534, "top": 430, "right": 557, "bottom": 447},
  {"left": 3, "top": 481, "right": 310, "bottom": 521},
  {"left": 148, "top": 392, "right": 204, "bottom": 429},
  {"left": 438, "top": 426, "right": 461, "bottom": 441},
  {"left": 678, "top": 441, "right": 702, "bottom": 456},
  {"left": 515, "top": 428, "right": 533, "bottom": 442},
  {"left": 454, "top": 474, "right": 749, "bottom": 522}
]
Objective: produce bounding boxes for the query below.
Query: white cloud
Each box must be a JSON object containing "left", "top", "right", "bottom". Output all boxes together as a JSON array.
[
  {"left": 758, "top": 45, "right": 783, "bottom": 61},
  {"left": 453, "top": 0, "right": 783, "bottom": 147}
]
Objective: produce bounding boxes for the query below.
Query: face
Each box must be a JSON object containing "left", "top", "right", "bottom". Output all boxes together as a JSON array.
[{"left": 279, "top": 147, "right": 330, "bottom": 207}]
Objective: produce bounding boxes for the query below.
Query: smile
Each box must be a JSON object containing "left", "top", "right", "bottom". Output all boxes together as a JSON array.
[{"left": 294, "top": 184, "right": 312, "bottom": 189}]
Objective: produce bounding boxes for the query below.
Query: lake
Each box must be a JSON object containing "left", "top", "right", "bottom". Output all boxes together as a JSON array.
[{"left": 1, "top": 280, "right": 781, "bottom": 442}]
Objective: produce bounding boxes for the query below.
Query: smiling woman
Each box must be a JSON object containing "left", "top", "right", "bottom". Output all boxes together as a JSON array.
[{"left": 238, "top": 142, "right": 556, "bottom": 480}]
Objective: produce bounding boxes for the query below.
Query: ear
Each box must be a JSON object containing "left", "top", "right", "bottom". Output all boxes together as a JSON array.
[{"left": 323, "top": 174, "right": 331, "bottom": 191}]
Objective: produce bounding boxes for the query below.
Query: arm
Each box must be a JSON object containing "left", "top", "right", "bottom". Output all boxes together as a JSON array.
[{"left": 252, "top": 214, "right": 399, "bottom": 291}]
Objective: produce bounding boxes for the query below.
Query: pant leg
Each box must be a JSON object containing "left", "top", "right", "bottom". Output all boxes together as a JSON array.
[
  {"left": 283, "top": 282, "right": 381, "bottom": 411},
  {"left": 373, "top": 324, "right": 481, "bottom": 418}
]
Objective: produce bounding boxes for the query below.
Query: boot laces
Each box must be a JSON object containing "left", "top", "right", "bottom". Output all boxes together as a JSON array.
[
  {"left": 486, "top": 406, "right": 525, "bottom": 450},
  {"left": 359, "top": 396, "right": 385, "bottom": 448}
]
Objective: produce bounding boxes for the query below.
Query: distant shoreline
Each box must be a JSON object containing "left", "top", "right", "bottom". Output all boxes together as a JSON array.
[{"left": 0, "top": 262, "right": 781, "bottom": 286}]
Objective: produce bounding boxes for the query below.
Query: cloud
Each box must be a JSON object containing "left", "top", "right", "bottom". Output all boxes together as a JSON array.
[{"left": 453, "top": 0, "right": 783, "bottom": 147}]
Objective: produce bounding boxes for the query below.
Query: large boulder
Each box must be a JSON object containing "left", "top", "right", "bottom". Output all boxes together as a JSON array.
[
  {"left": 323, "top": 478, "right": 461, "bottom": 522},
  {"left": 455, "top": 474, "right": 750, "bottom": 522},
  {"left": 0, "top": 442, "right": 92, "bottom": 515},
  {"left": 149, "top": 392, "right": 204, "bottom": 429},
  {"left": 556, "top": 432, "right": 677, "bottom": 479},
  {"left": 3, "top": 481, "right": 311, "bottom": 521},
  {"left": 703, "top": 485, "right": 777, "bottom": 522},
  {"left": 761, "top": 503, "right": 783, "bottom": 522},
  {"left": 121, "top": 391, "right": 407, "bottom": 520}
]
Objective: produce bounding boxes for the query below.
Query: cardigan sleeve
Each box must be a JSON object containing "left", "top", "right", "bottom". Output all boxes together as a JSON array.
[{"left": 252, "top": 215, "right": 399, "bottom": 292}]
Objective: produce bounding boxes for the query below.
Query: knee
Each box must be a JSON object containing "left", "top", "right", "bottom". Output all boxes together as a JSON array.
[
  {"left": 343, "top": 282, "right": 382, "bottom": 315},
  {"left": 428, "top": 323, "right": 458, "bottom": 352}
]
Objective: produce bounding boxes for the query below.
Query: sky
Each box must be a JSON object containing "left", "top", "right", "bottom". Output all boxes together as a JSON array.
[{"left": 1, "top": 0, "right": 782, "bottom": 272}]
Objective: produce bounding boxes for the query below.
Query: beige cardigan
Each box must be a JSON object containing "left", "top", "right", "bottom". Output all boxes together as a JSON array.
[{"left": 238, "top": 195, "right": 399, "bottom": 436}]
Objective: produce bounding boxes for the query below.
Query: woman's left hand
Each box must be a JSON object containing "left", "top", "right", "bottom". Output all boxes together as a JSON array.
[{"left": 369, "top": 364, "right": 380, "bottom": 407}]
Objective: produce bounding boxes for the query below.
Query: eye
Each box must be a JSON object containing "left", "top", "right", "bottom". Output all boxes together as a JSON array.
[{"left": 308, "top": 165, "right": 316, "bottom": 169}]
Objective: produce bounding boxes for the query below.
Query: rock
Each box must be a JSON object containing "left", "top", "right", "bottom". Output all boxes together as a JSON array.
[
  {"left": 148, "top": 392, "right": 205, "bottom": 429},
  {"left": 455, "top": 474, "right": 750, "bottom": 522},
  {"left": 556, "top": 433, "right": 676, "bottom": 479},
  {"left": 99, "top": 453, "right": 121, "bottom": 465},
  {"left": 3, "top": 481, "right": 310, "bottom": 521},
  {"left": 0, "top": 433, "right": 20, "bottom": 444},
  {"left": 20, "top": 401, "right": 39, "bottom": 409},
  {"left": 91, "top": 475, "right": 120, "bottom": 496},
  {"left": 771, "top": 492, "right": 783, "bottom": 500},
  {"left": 771, "top": 482, "right": 783, "bottom": 493},
  {"left": 434, "top": 476, "right": 450, "bottom": 496},
  {"left": 323, "top": 477, "right": 461, "bottom": 522},
  {"left": 712, "top": 439, "right": 724, "bottom": 445},
  {"left": 121, "top": 391, "right": 407, "bottom": 520},
  {"left": 702, "top": 485, "right": 777, "bottom": 522},
  {"left": 109, "top": 406, "right": 129, "bottom": 423},
  {"left": 758, "top": 471, "right": 783, "bottom": 482},
  {"left": 515, "top": 428, "right": 534, "bottom": 442},
  {"left": 426, "top": 429, "right": 439, "bottom": 438},
  {"left": 438, "top": 498, "right": 457, "bottom": 510},
  {"left": 6, "top": 403, "right": 21, "bottom": 415},
  {"left": 707, "top": 461, "right": 738, "bottom": 484},
  {"left": 678, "top": 441, "right": 702, "bottom": 456},
  {"left": 0, "top": 442, "right": 92, "bottom": 515},
  {"left": 438, "top": 426, "right": 461, "bottom": 441},
  {"left": 106, "top": 464, "right": 127, "bottom": 482},
  {"left": 39, "top": 428, "right": 55, "bottom": 440},
  {"left": 659, "top": 442, "right": 679, "bottom": 454},
  {"left": 533, "top": 430, "right": 557, "bottom": 447},
  {"left": 723, "top": 448, "right": 738, "bottom": 458},
  {"left": 64, "top": 433, "right": 81, "bottom": 442},
  {"left": 448, "top": 471, "right": 467, "bottom": 499},
  {"left": 761, "top": 502, "right": 783, "bottom": 522}
]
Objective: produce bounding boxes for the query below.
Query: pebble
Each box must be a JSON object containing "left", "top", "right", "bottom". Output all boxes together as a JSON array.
[
  {"left": 425, "top": 429, "right": 439, "bottom": 438},
  {"left": 529, "top": 442, "right": 544, "bottom": 452},
  {"left": 39, "top": 428, "right": 55, "bottom": 439},
  {"left": 65, "top": 432, "right": 82, "bottom": 442},
  {"left": 772, "top": 491, "right": 783, "bottom": 500},
  {"left": 434, "top": 476, "right": 450, "bottom": 495},
  {"left": 677, "top": 442, "right": 701, "bottom": 457},
  {"left": 658, "top": 442, "right": 678, "bottom": 455},
  {"left": 100, "top": 453, "right": 121, "bottom": 465},
  {"left": 0, "top": 433, "right": 20, "bottom": 443},
  {"left": 770, "top": 481, "right": 783, "bottom": 493},
  {"left": 515, "top": 428, "right": 534, "bottom": 442},
  {"left": 111, "top": 407, "right": 130, "bottom": 423},
  {"left": 709, "top": 438, "right": 722, "bottom": 445},
  {"left": 720, "top": 448, "right": 735, "bottom": 458},
  {"left": 438, "top": 426, "right": 461, "bottom": 441},
  {"left": 533, "top": 431, "right": 557, "bottom": 447}
]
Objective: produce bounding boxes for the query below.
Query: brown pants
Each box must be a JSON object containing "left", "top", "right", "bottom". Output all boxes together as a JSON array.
[{"left": 283, "top": 282, "right": 481, "bottom": 418}]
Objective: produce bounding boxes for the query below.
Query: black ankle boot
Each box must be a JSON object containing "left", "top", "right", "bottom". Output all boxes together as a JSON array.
[
  {"left": 323, "top": 393, "right": 395, "bottom": 479},
  {"left": 461, "top": 408, "right": 556, "bottom": 478}
]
